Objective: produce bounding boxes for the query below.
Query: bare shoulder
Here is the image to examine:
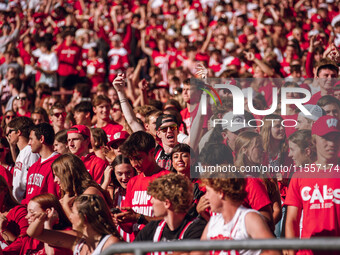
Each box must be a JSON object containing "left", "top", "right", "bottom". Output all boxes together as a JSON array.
[
  {"left": 102, "top": 235, "right": 122, "bottom": 251},
  {"left": 245, "top": 211, "right": 274, "bottom": 239},
  {"left": 83, "top": 186, "right": 102, "bottom": 196}
]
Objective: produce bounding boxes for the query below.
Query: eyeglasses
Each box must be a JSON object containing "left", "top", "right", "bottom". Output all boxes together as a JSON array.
[
  {"left": 5, "top": 115, "right": 14, "bottom": 119},
  {"left": 53, "top": 112, "right": 67, "bottom": 118},
  {"left": 6, "top": 129, "right": 17, "bottom": 137},
  {"left": 159, "top": 124, "right": 177, "bottom": 133},
  {"left": 16, "top": 96, "right": 27, "bottom": 101}
]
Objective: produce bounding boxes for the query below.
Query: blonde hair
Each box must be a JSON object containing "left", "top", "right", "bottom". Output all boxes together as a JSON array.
[
  {"left": 260, "top": 114, "right": 287, "bottom": 164},
  {"left": 147, "top": 173, "right": 193, "bottom": 213},
  {"left": 234, "top": 131, "right": 262, "bottom": 167}
]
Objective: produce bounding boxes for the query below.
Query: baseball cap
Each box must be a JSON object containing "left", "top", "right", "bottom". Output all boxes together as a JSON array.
[
  {"left": 298, "top": 104, "right": 325, "bottom": 121},
  {"left": 67, "top": 125, "right": 91, "bottom": 138},
  {"left": 311, "top": 115, "right": 340, "bottom": 136},
  {"left": 107, "top": 131, "right": 130, "bottom": 147},
  {"left": 157, "top": 81, "right": 169, "bottom": 89},
  {"left": 311, "top": 14, "right": 323, "bottom": 23},
  {"left": 221, "top": 111, "right": 251, "bottom": 133},
  {"left": 156, "top": 114, "right": 178, "bottom": 131}
]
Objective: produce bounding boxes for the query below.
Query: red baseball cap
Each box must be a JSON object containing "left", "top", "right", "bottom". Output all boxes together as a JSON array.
[
  {"left": 67, "top": 125, "right": 91, "bottom": 138},
  {"left": 107, "top": 131, "right": 130, "bottom": 147},
  {"left": 311, "top": 14, "right": 323, "bottom": 23},
  {"left": 311, "top": 115, "right": 340, "bottom": 136}
]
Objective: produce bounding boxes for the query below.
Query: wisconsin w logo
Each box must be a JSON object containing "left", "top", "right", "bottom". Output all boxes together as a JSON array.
[{"left": 326, "top": 118, "right": 338, "bottom": 128}]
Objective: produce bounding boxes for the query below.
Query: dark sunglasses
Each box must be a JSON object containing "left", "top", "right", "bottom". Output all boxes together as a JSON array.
[
  {"left": 6, "top": 129, "right": 17, "bottom": 137},
  {"left": 16, "top": 96, "right": 27, "bottom": 100},
  {"left": 53, "top": 112, "right": 67, "bottom": 118},
  {"left": 5, "top": 115, "right": 15, "bottom": 119},
  {"left": 0, "top": 148, "right": 4, "bottom": 152},
  {"left": 159, "top": 124, "right": 177, "bottom": 133}
]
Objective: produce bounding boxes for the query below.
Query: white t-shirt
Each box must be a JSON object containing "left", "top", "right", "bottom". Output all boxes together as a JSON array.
[
  {"left": 12, "top": 145, "right": 40, "bottom": 202},
  {"left": 37, "top": 52, "right": 58, "bottom": 88},
  {"left": 206, "top": 206, "right": 261, "bottom": 255}
]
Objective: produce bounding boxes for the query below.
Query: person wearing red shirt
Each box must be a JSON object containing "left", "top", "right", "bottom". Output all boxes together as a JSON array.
[
  {"left": 92, "top": 95, "right": 123, "bottom": 142},
  {"left": 83, "top": 46, "right": 105, "bottom": 87},
  {"left": 115, "top": 131, "right": 169, "bottom": 234},
  {"left": 308, "top": 59, "right": 338, "bottom": 105},
  {"left": 108, "top": 35, "right": 129, "bottom": 83},
  {"left": 15, "top": 92, "right": 31, "bottom": 118},
  {"left": 285, "top": 115, "right": 340, "bottom": 255},
  {"left": 67, "top": 125, "right": 107, "bottom": 184},
  {"left": 141, "top": 30, "right": 171, "bottom": 82},
  {"left": 55, "top": 30, "right": 82, "bottom": 98},
  {"left": 22, "top": 123, "right": 60, "bottom": 205}
]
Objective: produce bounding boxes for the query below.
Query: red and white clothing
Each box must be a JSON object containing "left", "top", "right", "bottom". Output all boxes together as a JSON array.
[
  {"left": 81, "top": 152, "right": 107, "bottom": 184},
  {"left": 56, "top": 41, "right": 81, "bottom": 76},
  {"left": 123, "top": 170, "right": 169, "bottom": 217},
  {"left": 83, "top": 58, "right": 105, "bottom": 87},
  {"left": 151, "top": 50, "right": 171, "bottom": 82},
  {"left": 115, "top": 189, "right": 135, "bottom": 242},
  {"left": 122, "top": 170, "right": 169, "bottom": 233},
  {"left": 12, "top": 145, "right": 40, "bottom": 203},
  {"left": 108, "top": 47, "right": 129, "bottom": 82},
  {"left": 36, "top": 52, "right": 59, "bottom": 88},
  {"left": 206, "top": 206, "right": 261, "bottom": 255},
  {"left": 96, "top": 122, "right": 124, "bottom": 142},
  {"left": 285, "top": 170, "right": 340, "bottom": 239},
  {"left": 21, "top": 153, "right": 60, "bottom": 205}
]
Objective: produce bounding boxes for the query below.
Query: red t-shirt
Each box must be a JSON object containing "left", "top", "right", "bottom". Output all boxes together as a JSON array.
[
  {"left": 99, "top": 122, "right": 124, "bottom": 142},
  {"left": 22, "top": 154, "right": 60, "bottom": 205},
  {"left": 81, "top": 152, "right": 108, "bottom": 184},
  {"left": 285, "top": 169, "right": 340, "bottom": 239},
  {"left": 108, "top": 47, "right": 129, "bottom": 82},
  {"left": 83, "top": 58, "right": 106, "bottom": 87},
  {"left": 243, "top": 177, "right": 272, "bottom": 211},
  {"left": 123, "top": 170, "right": 169, "bottom": 216},
  {"left": 56, "top": 41, "right": 82, "bottom": 76}
]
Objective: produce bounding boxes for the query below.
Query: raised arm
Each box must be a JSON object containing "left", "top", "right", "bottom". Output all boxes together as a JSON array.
[
  {"left": 140, "top": 30, "right": 153, "bottom": 56},
  {"left": 112, "top": 73, "right": 145, "bottom": 132}
]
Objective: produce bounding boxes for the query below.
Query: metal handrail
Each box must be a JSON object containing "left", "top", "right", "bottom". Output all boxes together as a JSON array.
[{"left": 101, "top": 238, "right": 340, "bottom": 255}]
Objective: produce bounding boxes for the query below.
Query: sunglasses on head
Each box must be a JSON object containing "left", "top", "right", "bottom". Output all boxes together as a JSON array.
[
  {"left": 159, "top": 124, "right": 177, "bottom": 133},
  {"left": 53, "top": 112, "right": 66, "bottom": 118}
]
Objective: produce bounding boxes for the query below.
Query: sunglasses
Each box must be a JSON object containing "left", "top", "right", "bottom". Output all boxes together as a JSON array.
[
  {"left": 53, "top": 112, "right": 67, "bottom": 118},
  {"left": 5, "top": 115, "right": 14, "bottom": 119},
  {"left": 16, "top": 96, "right": 27, "bottom": 101},
  {"left": 0, "top": 148, "right": 4, "bottom": 152},
  {"left": 159, "top": 124, "right": 177, "bottom": 133},
  {"left": 6, "top": 129, "right": 17, "bottom": 137}
]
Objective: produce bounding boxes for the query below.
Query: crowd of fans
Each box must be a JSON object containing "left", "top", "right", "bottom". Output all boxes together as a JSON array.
[{"left": 0, "top": 0, "right": 340, "bottom": 254}]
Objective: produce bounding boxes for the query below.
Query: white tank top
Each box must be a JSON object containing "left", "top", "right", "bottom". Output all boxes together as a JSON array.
[
  {"left": 206, "top": 206, "right": 261, "bottom": 255},
  {"left": 73, "top": 235, "right": 111, "bottom": 255}
]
